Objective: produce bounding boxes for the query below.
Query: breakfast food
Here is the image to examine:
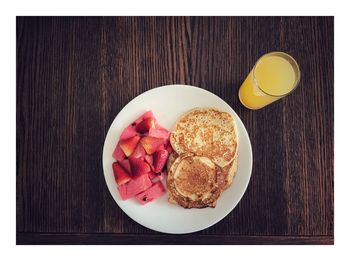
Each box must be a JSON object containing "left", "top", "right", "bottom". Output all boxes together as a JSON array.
[
  {"left": 167, "top": 153, "right": 226, "bottom": 208},
  {"left": 222, "top": 156, "right": 238, "bottom": 190},
  {"left": 170, "top": 108, "right": 238, "bottom": 168},
  {"left": 112, "top": 111, "right": 171, "bottom": 205},
  {"left": 167, "top": 108, "right": 239, "bottom": 208},
  {"left": 167, "top": 151, "right": 237, "bottom": 192},
  {"left": 112, "top": 107, "right": 238, "bottom": 208}
]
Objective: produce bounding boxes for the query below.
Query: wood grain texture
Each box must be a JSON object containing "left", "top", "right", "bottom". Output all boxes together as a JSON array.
[
  {"left": 16, "top": 16, "right": 333, "bottom": 244},
  {"left": 16, "top": 233, "right": 333, "bottom": 245}
]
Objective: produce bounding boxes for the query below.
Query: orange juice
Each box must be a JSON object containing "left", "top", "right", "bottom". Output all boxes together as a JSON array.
[{"left": 238, "top": 52, "right": 300, "bottom": 109}]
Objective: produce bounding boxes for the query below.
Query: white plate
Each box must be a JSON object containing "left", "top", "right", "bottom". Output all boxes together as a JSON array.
[{"left": 102, "top": 85, "right": 253, "bottom": 234}]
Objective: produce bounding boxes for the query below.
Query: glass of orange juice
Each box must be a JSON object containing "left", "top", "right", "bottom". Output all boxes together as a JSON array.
[{"left": 238, "top": 52, "right": 300, "bottom": 110}]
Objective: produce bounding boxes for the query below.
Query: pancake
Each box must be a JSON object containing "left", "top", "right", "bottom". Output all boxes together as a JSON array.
[
  {"left": 167, "top": 153, "right": 225, "bottom": 208},
  {"left": 222, "top": 155, "right": 238, "bottom": 190},
  {"left": 170, "top": 108, "right": 238, "bottom": 168},
  {"left": 168, "top": 152, "right": 238, "bottom": 192}
]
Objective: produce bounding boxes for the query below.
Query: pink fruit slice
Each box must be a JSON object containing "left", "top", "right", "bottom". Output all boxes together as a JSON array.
[
  {"left": 119, "top": 159, "right": 131, "bottom": 173},
  {"left": 119, "top": 136, "right": 140, "bottom": 157},
  {"left": 155, "top": 123, "right": 168, "bottom": 131},
  {"left": 153, "top": 149, "right": 169, "bottom": 173},
  {"left": 148, "top": 171, "right": 157, "bottom": 181},
  {"left": 148, "top": 127, "right": 170, "bottom": 139},
  {"left": 135, "top": 182, "right": 166, "bottom": 205},
  {"left": 150, "top": 171, "right": 167, "bottom": 183},
  {"left": 130, "top": 143, "right": 146, "bottom": 159},
  {"left": 120, "top": 125, "right": 138, "bottom": 140},
  {"left": 144, "top": 154, "right": 153, "bottom": 166},
  {"left": 112, "top": 143, "right": 126, "bottom": 161},
  {"left": 164, "top": 139, "right": 174, "bottom": 153},
  {"left": 120, "top": 111, "right": 155, "bottom": 140},
  {"left": 140, "top": 136, "right": 164, "bottom": 154},
  {"left": 135, "top": 118, "right": 155, "bottom": 134},
  {"left": 156, "top": 144, "right": 166, "bottom": 151},
  {"left": 129, "top": 157, "right": 151, "bottom": 177},
  {"left": 135, "top": 110, "right": 155, "bottom": 124},
  {"left": 118, "top": 174, "right": 152, "bottom": 200},
  {"left": 117, "top": 185, "right": 129, "bottom": 200},
  {"left": 112, "top": 162, "right": 131, "bottom": 186}
]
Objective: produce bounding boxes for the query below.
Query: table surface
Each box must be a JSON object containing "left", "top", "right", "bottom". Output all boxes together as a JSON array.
[{"left": 16, "top": 16, "right": 334, "bottom": 245}]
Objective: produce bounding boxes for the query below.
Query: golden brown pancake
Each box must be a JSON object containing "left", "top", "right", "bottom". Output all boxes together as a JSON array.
[
  {"left": 167, "top": 153, "right": 226, "bottom": 208},
  {"left": 167, "top": 107, "right": 239, "bottom": 208},
  {"left": 222, "top": 156, "right": 238, "bottom": 190},
  {"left": 168, "top": 152, "right": 238, "bottom": 192},
  {"left": 170, "top": 108, "right": 238, "bottom": 168}
]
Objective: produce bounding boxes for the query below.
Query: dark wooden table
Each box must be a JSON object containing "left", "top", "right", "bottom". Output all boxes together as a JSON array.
[{"left": 16, "top": 16, "right": 334, "bottom": 244}]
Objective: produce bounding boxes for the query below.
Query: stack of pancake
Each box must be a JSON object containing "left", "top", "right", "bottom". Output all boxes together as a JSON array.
[{"left": 167, "top": 108, "right": 239, "bottom": 208}]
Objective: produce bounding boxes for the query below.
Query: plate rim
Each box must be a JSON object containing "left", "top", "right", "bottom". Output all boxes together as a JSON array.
[{"left": 102, "top": 84, "right": 253, "bottom": 234}]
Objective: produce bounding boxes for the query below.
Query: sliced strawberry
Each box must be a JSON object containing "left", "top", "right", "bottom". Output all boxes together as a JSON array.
[
  {"left": 153, "top": 149, "right": 169, "bottom": 173},
  {"left": 130, "top": 143, "right": 146, "bottom": 159},
  {"left": 112, "top": 162, "right": 131, "bottom": 186},
  {"left": 135, "top": 117, "right": 155, "bottom": 134},
  {"left": 149, "top": 127, "right": 170, "bottom": 139},
  {"left": 140, "top": 136, "right": 164, "bottom": 154},
  {"left": 144, "top": 154, "right": 153, "bottom": 167},
  {"left": 112, "top": 143, "right": 126, "bottom": 161},
  {"left": 129, "top": 157, "right": 151, "bottom": 177},
  {"left": 119, "top": 125, "right": 138, "bottom": 140},
  {"left": 119, "top": 159, "right": 131, "bottom": 173},
  {"left": 119, "top": 135, "right": 140, "bottom": 157}
]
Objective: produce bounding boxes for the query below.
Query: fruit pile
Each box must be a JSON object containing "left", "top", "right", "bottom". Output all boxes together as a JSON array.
[{"left": 112, "top": 111, "right": 172, "bottom": 205}]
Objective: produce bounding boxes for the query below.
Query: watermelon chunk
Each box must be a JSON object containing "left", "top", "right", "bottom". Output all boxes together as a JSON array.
[
  {"left": 118, "top": 174, "right": 152, "bottom": 200},
  {"left": 129, "top": 157, "right": 151, "bottom": 177},
  {"left": 120, "top": 125, "right": 138, "bottom": 140},
  {"left": 112, "top": 143, "right": 126, "bottom": 161},
  {"left": 135, "top": 118, "right": 155, "bottom": 134},
  {"left": 148, "top": 128, "right": 170, "bottom": 139},
  {"left": 144, "top": 154, "right": 153, "bottom": 167},
  {"left": 140, "top": 136, "right": 165, "bottom": 154},
  {"left": 153, "top": 149, "right": 169, "bottom": 173},
  {"left": 119, "top": 136, "right": 140, "bottom": 157},
  {"left": 119, "top": 159, "right": 131, "bottom": 173},
  {"left": 164, "top": 139, "right": 173, "bottom": 154},
  {"left": 117, "top": 185, "right": 129, "bottom": 200},
  {"left": 130, "top": 143, "right": 146, "bottom": 159},
  {"left": 155, "top": 123, "right": 168, "bottom": 131},
  {"left": 135, "top": 182, "right": 166, "bottom": 205},
  {"left": 151, "top": 171, "right": 167, "bottom": 183},
  {"left": 135, "top": 110, "right": 155, "bottom": 124},
  {"left": 148, "top": 171, "right": 157, "bottom": 181},
  {"left": 112, "top": 162, "right": 131, "bottom": 186},
  {"left": 120, "top": 111, "right": 155, "bottom": 140}
]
